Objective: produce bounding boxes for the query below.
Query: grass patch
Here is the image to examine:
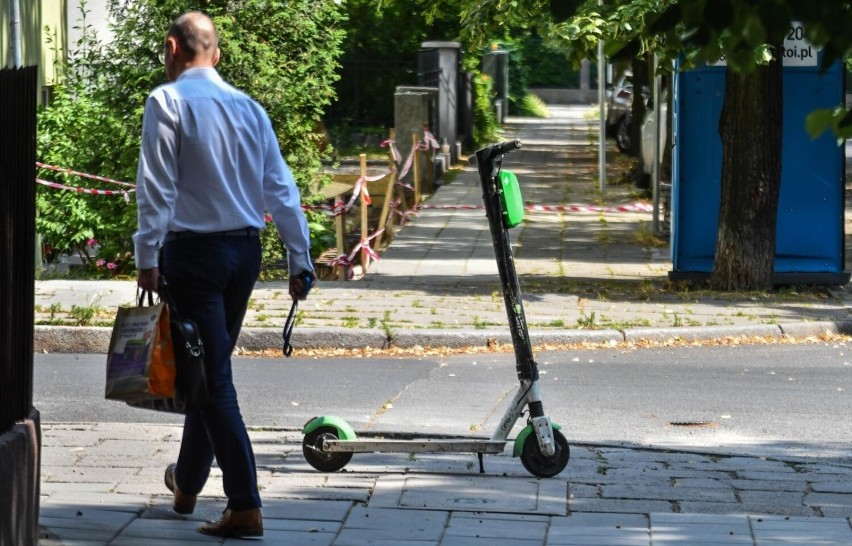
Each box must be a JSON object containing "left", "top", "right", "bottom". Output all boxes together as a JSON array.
[
  {"left": 516, "top": 93, "right": 550, "bottom": 117},
  {"left": 633, "top": 222, "right": 668, "bottom": 248}
]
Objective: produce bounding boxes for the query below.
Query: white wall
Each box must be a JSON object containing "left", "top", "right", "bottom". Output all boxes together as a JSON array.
[{"left": 66, "top": 0, "right": 112, "bottom": 49}]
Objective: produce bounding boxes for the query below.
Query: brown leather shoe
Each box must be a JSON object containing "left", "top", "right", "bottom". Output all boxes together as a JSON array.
[
  {"left": 199, "top": 508, "right": 263, "bottom": 538},
  {"left": 163, "top": 464, "right": 197, "bottom": 515}
]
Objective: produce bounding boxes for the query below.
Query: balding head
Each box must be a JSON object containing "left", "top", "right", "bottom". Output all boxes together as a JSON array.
[
  {"left": 163, "top": 11, "right": 220, "bottom": 80},
  {"left": 168, "top": 12, "right": 219, "bottom": 62}
]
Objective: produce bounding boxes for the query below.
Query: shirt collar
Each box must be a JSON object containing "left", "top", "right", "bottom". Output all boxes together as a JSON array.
[{"left": 177, "top": 66, "right": 222, "bottom": 82}]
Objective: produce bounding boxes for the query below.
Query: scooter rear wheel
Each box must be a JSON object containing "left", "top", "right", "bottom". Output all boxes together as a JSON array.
[
  {"left": 302, "top": 426, "right": 353, "bottom": 472},
  {"left": 520, "top": 428, "right": 570, "bottom": 478}
]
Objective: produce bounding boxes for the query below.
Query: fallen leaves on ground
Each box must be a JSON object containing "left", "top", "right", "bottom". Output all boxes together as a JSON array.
[{"left": 236, "top": 333, "right": 851, "bottom": 359}]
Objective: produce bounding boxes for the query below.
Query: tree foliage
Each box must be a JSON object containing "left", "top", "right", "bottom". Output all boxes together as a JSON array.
[
  {"left": 434, "top": 0, "right": 851, "bottom": 291},
  {"left": 327, "top": 0, "right": 460, "bottom": 128},
  {"left": 36, "top": 0, "right": 345, "bottom": 276}
]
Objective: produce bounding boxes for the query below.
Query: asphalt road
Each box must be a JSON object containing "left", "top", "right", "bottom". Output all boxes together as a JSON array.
[{"left": 34, "top": 341, "right": 852, "bottom": 460}]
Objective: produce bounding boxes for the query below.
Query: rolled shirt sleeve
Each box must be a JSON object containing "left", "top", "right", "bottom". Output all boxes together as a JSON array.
[
  {"left": 261, "top": 116, "right": 314, "bottom": 275},
  {"left": 133, "top": 93, "right": 179, "bottom": 270}
]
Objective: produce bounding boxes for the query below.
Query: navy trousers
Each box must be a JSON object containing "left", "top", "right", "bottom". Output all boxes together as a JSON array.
[{"left": 160, "top": 234, "right": 262, "bottom": 511}]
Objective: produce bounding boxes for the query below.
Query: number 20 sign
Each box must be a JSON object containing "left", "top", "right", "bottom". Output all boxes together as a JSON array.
[{"left": 781, "top": 22, "right": 818, "bottom": 67}]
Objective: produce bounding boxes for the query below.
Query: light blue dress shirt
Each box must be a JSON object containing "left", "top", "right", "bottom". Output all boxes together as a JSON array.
[{"left": 133, "top": 67, "right": 312, "bottom": 274}]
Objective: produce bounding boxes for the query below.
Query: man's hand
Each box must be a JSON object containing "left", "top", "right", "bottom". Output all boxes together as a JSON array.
[
  {"left": 137, "top": 267, "right": 160, "bottom": 292},
  {"left": 289, "top": 270, "right": 317, "bottom": 301}
]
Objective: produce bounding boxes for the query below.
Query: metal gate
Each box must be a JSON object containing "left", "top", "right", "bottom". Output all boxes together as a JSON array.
[{"left": 0, "top": 66, "right": 37, "bottom": 433}]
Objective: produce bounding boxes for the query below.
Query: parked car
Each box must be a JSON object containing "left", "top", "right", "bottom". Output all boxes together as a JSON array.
[
  {"left": 639, "top": 91, "right": 669, "bottom": 186},
  {"left": 605, "top": 72, "right": 633, "bottom": 153}
]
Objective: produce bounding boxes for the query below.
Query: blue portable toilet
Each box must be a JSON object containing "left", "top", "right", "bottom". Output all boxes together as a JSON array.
[{"left": 670, "top": 35, "right": 848, "bottom": 285}]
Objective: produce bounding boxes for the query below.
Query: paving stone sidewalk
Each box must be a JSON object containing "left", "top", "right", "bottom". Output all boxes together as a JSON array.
[
  {"left": 38, "top": 423, "right": 852, "bottom": 545},
  {"left": 30, "top": 104, "right": 852, "bottom": 544}
]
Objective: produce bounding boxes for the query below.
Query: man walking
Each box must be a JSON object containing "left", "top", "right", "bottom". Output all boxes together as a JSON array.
[{"left": 133, "top": 11, "right": 315, "bottom": 538}]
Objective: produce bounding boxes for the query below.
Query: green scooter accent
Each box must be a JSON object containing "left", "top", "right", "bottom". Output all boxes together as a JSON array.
[
  {"left": 513, "top": 422, "right": 562, "bottom": 457},
  {"left": 498, "top": 170, "right": 524, "bottom": 228},
  {"left": 303, "top": 416, "right": 357, "bottom": 441}
]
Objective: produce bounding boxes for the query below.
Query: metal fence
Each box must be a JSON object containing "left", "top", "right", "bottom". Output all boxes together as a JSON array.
[
  {"left": 327, "top": 57, "right": 416, "bottom": 127},
  {"left": 417, "top": 48, "right": 442, "bottom": 88},
  {"left": 0, "top": 66, "right": 37, "bottom": 433}
]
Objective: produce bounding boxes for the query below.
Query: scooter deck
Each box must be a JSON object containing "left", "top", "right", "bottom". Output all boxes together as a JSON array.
[{"left": 321, "top": 439, "right": 506, "bottom": 455}]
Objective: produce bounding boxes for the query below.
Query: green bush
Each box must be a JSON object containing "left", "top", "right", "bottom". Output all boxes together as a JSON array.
[
  {"left": 37, "top": 15, "right": 139, "bottom": 276},
  {"left": 520, "top": 35, "right": 579, "bottom": 88},
  {"left": 472, "top": 73, "right": 501, "bottom": 146},
  {"left": 516, "top": 93, "right": 550, "bottom": 117},
  {"left": 36, "top": 0, "right": 345, "bottom": 276}
]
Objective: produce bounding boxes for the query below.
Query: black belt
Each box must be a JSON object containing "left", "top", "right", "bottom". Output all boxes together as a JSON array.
[{"left": 164, "top": 227, "right": 259, "bottom": 242}]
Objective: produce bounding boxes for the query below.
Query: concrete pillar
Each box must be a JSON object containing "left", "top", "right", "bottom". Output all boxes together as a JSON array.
[
  {"left": 394, "top": 87, "right": 444, "bottom": 183},
  {"left": 395, "top": 87, "right": 436, "bottom": 161},
  {"left": 0, "top": 411, "right": 40, "bottom": 546},
  {"left": 419, "top": 41, "right": 462, "bottom": 164},
  {"left": 458, "top": 71, "right": 474, "bottom": 152},
  {"left": 580, "top": 60, "right": 591, "bottom": 102},
  {"left": 482, "top": 49, "right": 510, "bottom": 123}
]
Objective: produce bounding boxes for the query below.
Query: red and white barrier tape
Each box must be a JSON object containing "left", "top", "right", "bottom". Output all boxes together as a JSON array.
[
  {"left": 36, "top": 162, "right": 136, "bottom": 189},
  {"left": 330, "top": 228, "right": 386, "bottom": 276},
  {"left": 416, "top": 202, "right": 654, "bottom": 213},
  {"left": 36, "top": 178, "right": 134, "bottom": 203},
  {"left": 343, "top": 172, "right": 391, "bottom": 211},
  {"left": 380, "top": 139, "right": 402, "bottom": 163},
  {"left": 423, "top": 130, "right": 440, "bottom": 149},
  {"left": 388, "top": 199, "right": 419, "bottom": 225},
  {"left": 350, "top": 229, "right": 384, "bottom": 266},
  {"left": 525, "top": 203, "right": 654, "bottom": 213}
]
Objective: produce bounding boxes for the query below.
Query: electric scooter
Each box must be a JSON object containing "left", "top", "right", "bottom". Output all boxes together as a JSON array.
[{"left": 301, "top": 140, "right": 570, "bottom": 478}]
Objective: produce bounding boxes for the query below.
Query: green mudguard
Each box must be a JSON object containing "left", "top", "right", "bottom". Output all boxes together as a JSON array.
[
  {"left": 303, "top": 416, "right": 357, "bottom": 441},
  {"left": 513, "top": 422, "right": 562, "bottom": 457}
]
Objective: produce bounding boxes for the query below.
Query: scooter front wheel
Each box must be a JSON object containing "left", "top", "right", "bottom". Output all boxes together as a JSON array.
[
  {"left": 302, "top": 426, "right": 353, "bottom": 472},
  {"left": 520, "top": 428, "right": 570, "bottom": 478}
]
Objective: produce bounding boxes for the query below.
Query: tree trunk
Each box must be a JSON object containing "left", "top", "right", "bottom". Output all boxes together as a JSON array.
[{"left": 709, "top": 47, "right": 783, "bottom": 291}]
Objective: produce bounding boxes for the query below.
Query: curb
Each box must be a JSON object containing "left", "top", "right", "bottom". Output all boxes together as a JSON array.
[{"left": 33, "top": 320, "right": 852, "bottom": 354}]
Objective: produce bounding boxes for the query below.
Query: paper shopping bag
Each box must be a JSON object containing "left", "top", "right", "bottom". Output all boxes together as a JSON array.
[
  {"left": 124, "top": 278, "right": 209, "bottom": 414},
  {"left": 104, "top": 294, "right": 176, "bottom": 402}
]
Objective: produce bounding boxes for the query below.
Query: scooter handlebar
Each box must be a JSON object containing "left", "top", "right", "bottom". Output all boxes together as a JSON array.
[
  {"left": 497, "top": 140, "right": 522, "bottom": 154},
  {"left": 473, "top": 139, "right": 523, "bottom": 167}
]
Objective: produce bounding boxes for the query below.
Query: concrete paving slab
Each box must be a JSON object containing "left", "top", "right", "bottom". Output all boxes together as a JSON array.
[
  {"left": 804, "top": 492, "right": 852, "bottom": 516},
  {"left": 38, "top": 509, "right": 136, "bottom": 537},
  {"left": 441, "top": 537, "right": 542, "bottom": 546},
  {"left": 332, "top": 530, "right": 440, "bottom": 546},
  {"left": 443, "top": 512, "right": 549, "bottom": 540},
  {"left": 40, "top": 491, "right": 151, "bottom": 512},
  {"left": 113, "top": 518, "right": 220, "bottom": 541},
  {"left": 44, "top": 536, "right": 114, "bottom": 546},
  {"left": 737, "top": 490, "right": 809, "bottom": 516},
  {"left": 601, "top": 484, "right": 737, "bottom": 503},
  {"left": 223, "top": 531, "right": 337, "bottom": 545},
  {"left": 369, "top": 475, "right": 567, "bottom": 515},
  {"left": 567, "top": 497, "right": 673, "bottom": 514},
  {"left": 337, "top": 506, "right": 447, "bottom": 541}
]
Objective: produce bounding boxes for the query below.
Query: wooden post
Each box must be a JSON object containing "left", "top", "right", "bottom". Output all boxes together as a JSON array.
[
  {"left": 359, "top": 153, "right": 369, "bottom": 273},
  {"left": 334, "top": 193, "right": 345, "bottom": 281},
  {"left": 373, "top": 129, "right": 397, "bottom": 252},
  {"left": 412, "top": 131, "right": 421, "bottom": 207},
  {"left": 423, "top": 123, "right": 434, "bottom": 194}
]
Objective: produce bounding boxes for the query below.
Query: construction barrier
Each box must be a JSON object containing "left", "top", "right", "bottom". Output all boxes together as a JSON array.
[{"left": 35, "top": 131, "right": 653, "bottom": 281}]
